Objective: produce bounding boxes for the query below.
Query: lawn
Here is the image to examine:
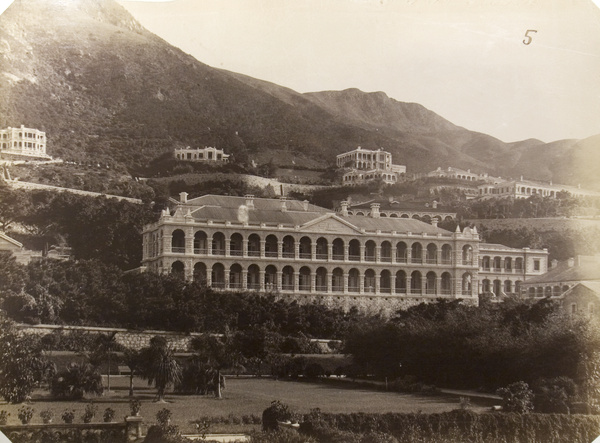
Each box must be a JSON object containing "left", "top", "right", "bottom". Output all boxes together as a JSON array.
[{"left": 0, "top": 376, "right": 487, "bottom": 435}]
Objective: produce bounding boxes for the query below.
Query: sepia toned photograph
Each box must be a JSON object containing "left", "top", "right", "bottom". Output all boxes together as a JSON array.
[{"left": 1, "top": 0, "right": 600, "bottom": 441}]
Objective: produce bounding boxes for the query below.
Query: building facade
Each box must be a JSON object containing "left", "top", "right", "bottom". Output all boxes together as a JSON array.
[
  {"left": 338, "top": 200, "right": 456, "bottom": 224},
  {"left": 0, "top": 125, "right": 51, "bottom": 160},
  {"left": 337, "top": 147, "right": 406, "bottom": 185},
  {"left": 142, "top": 194, "right": 481, "bottom": 310},
  {"left": 477, "top": 178, "right": 600, "bottom": 199},
  {"left": 477, "top": 243, "right": 548, "bottom": 297},
  {"left": 174, "top": 146, "right": 230, "bottom": 162},
  {"left": 427, "top": 167, "right": 493, "bottom": 182}
]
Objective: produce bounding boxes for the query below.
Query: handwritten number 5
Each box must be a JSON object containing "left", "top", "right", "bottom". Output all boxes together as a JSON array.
[{"left": 523, "top": 30, "right": 537, "bottom": 45}]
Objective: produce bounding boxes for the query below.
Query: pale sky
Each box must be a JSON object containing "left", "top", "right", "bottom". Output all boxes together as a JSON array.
[{"left": 1, "top": 0, "right": 600, "bottom": 143}]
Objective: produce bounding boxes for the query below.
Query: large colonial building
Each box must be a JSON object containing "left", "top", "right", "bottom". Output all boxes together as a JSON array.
[
  {"left": 0, "top": 125, "right": 51, "bottom": 160},
  {"left": 337, "top": 147, "right": 406, "bottom": 185},
  {"left": 142, "top": 194, "right": 481, "bottom": 311}
]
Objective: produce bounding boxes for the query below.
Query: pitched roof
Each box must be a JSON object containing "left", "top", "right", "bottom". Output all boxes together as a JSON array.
[
  {"left": 0, "top": 232, "right": 23, "bottom": 249},
  {"left": 524, "top": 256, "right": 600, "bottom": 284},
  {"left": 182, "top": 195, "right": 451, "bottom": 235}
]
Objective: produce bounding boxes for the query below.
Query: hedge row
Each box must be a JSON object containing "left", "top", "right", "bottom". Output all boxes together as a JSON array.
[{"left": 299, "top": 410, "right": 600, "bottom": 443}]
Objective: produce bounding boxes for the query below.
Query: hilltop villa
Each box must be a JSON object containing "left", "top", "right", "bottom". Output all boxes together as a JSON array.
[
  {"left": 174, "top": 146, "right": 230, "bottom": 163},
  {"left": 337, "top": 147, "right": 406, "bottom": 185},
  {"left": 0, "top": 125, "right": 51, "bottom": 160},
  {"left": 141, "top": 194, "right": 548, "bottom": 311}
]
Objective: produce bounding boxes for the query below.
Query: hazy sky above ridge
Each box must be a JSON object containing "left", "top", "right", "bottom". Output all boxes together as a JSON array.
[{"left": 1, "top": 0, "right": 600, "bottom": 143}]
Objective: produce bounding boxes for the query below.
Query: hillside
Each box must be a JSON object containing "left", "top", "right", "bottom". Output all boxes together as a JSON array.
[{"left": 0, "top": 0, "right": 597, "bottom": 188}]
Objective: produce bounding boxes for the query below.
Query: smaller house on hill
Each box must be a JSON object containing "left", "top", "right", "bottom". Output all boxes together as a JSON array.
[{"left": 0, "top": 232, "right": 41, "bottom": 264}]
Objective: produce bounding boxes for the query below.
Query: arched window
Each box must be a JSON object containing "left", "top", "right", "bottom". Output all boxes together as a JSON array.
[
  {"left": 316, "top": 267, "right": 327, "bottom": 292},
  {"left": 441, "top": 244, "right": 452, "bottom": 264},
  {"left": 212, "top": 263, "right": 225, "bottom": 288},
  {"left": 316, "top": 238, "right": 328, "bottom": 260},
  {"left": 299, "top": 237, "right": 312, "bottom": 259},
  {"left": 504, "top": 257, "right": 512, "bottom": 271},
  {"left": 348, "top": 268, "right": 360, "bottom": 292},
  {"left": 515, "top": 258, "right": 523, "bottom": 270},
  {"left": 247, "top": 264, "right": 260, "bottom": 290},
  {"left": 332, "top": 268, "right": 344, "bottom": 292},
  {"left": 410, "top": 271, "right": 422, "bottom": 294},
  {"left": 426, "top": 271, "right": 437, "bottom": 295},
  {"left": 229, "top": 264, "right": 243, "bottom": 288},
  {"left": 544, "top": 286, "right": 552, "bottom": 297},
  {"left": 482, "top": 256, "right": 491, "bottom": 270},
  {"left": 282, "top": 236, "right": 295, "bottom": 258},
  {"left": 193, "top": 262, "right": 206, "bottom": 284},
  {"left": 247, "top": 234, "right": 261, "bottom": 257},
  {"left": 282, "top": 266, "right": 294, "bottom": 290},
  {"left": 364, "top": 269, "right": 376, "bottom": 293},
  {"left": 265, "top": 235, "right": 278, "bottom": 257},
  {"left": 171, "top": 261, "right": 185, "bottom": 279},
  {"left": 212, "top": 232, "right": 226, "bottom": 256},
  {"left": 396, "top": 270, "right": 407, "bottom": 294},
  {"left": 332, "top": 238, "right": 345, "bottom": 260},
  {"left": 348, "top": 240, "right": 361, "bottom": 261},
  {"left": 381, "top": 241, "right": 392, "bottom": 262},
  {"left": 265, "top": 265, "right": 277, "bottom": 291},
  {"left": 380, "top": 270, "right": 391, "bottom": 294},
  {"left": 504, "top": 280, "right": 512, "bottom": 294},
  {"left": 493, "top": 257, "right": 502, "bottom": 271},
  {"left": 528, "top": 287, "right": 536, "bottom": 297},
  {"left": 396, "top": 242, "right": 407, "bottom": 263},
  {"left": 411, "top": 242, "right": 423, "bottom": 264},
  {"left": 482, "top": 279, "right": 491, "bottom": 293},
  {"left": 171, "top": 230, "right": 185, "bottom": 253},
  {"left": 365, "top": 240, "right": 376, "bottom": 262},
  {"left": 194, "top": 231, "right": 208, "bottom": 254},
  {"left": 426, "top": 244, "right": 437, "bottom": 264},
  {"left": 299, "top": 266, "right": 311, "bottom": 291},
  {"left": 441, "top": 272, "right": 452, "bottom": 295},
  {"left": 230, "top": 233, "right": 243, "bottom": 256}
]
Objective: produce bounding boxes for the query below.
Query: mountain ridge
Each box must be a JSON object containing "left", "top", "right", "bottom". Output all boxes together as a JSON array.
[{"left": 0, "top": 0, "right": 597, "bottom": 189}]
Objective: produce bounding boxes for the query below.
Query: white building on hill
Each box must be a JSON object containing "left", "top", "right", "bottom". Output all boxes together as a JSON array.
[
  {"left": 0, "top": 125, "right": 51, "bottom": 160},
  {"left": 337, "top": 147, "right": 406, "bottom": 185},
  {"left": 174, "top": 146, "right": 230, "bottom": 162}
]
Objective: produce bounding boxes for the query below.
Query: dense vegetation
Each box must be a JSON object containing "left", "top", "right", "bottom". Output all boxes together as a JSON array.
[{"left": 343, "top": 299, "right": 600, "bottom": 402}]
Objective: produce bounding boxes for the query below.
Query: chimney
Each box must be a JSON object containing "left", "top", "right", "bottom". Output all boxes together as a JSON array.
[
  {"left": 551, "top": 259, "right": 558, "bottom": 269},
  {"left": 370, "top": 203, "right": 380, "bottom": 218},
  {"left": 280, "top": 197, "right": 287, "bottom": 212},
  {"left": 244, "top": 194, "right": 255, "bottom": 209},
  {"left": 431, "top": 219, "right": 438, "bottom": 227},
  {"left": 303, "top": 200, "right": 309, "bottom": 211},
  {"left": 179, "top": 192, "right": 188, "bottom": 203},
  {"left": 340, "top": 201, "right": 349, "bottom": 216},
  {"left": 567, "top": 257, "right": 575, "bottom": 267},
  {"left": 432, "top": 200, "right": 438, "bottom": 209}
]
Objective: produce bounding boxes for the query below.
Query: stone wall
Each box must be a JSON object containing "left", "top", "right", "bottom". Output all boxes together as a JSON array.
[{"left": 17, "top": 324, "right": 204, "bottom": 351}]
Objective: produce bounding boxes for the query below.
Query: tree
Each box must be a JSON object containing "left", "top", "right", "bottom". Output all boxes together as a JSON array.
[
  {"left": 496, "top": 381, "right": 534, "bottom": 413},
  {"left": 0, "top": 316, "right": 53, "bottom": 403},
  {"left": 139, "top": 336, "right": 182, "bottom": 402},
  {"left": 123, "top": 348, "right": 143, "bottom": 397},
  {"left": 92, "top": 332, "right": 118, "bottom": 393},
  {"left": 50, "top": 362, "right": 104, "bottom": 400}
]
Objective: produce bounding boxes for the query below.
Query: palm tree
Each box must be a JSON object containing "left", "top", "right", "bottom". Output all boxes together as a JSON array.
[
  {"left": 139, "top": 337, "right": 182, "bottom": 402},
  {"left": 122, "top": 348, "right": 141, "bottom": 397},
  {"left": 93, "top": 332, "right": 117, "bottom": 393}
]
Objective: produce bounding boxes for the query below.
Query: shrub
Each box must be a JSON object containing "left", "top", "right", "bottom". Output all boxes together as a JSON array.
[
  {"left": 61, "top": 409, "right": 75, "bottom": 424},
  {"left": 103, "top": 407, "right": 116, "bottom": 423},
  {"left": 82, "top": 402, "right": 97, "bottom": 423},
  {"left": 534, "top": 376, "right": 578, "bottom": 413},
  {"left": 496, "top": 381, "right": 534, "bottom": 413},
  {"left": 129, "top": 399, "right": 142, "bottom": 416},
  {"left": 262, "top": 401, "right": 293, "bottom": 431},
  {"left": 156, "top": 408, "right": 172, "bottom": 427},
  {"left": 50, "top": 362, "right": 103, "bottom": 400},
  {"left": 40, "top": 409, "right": 54, "bottom": 424},
  {"left": 17, "top": 406, "right": 34, "bottom": 425},
  {"left": 0, "top": 410, "right": 9, "bottom": 425}
]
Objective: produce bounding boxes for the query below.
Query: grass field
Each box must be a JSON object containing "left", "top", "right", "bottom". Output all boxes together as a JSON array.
[{"left": 0, "top": 376, "right": 487, "bottom": 434}]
